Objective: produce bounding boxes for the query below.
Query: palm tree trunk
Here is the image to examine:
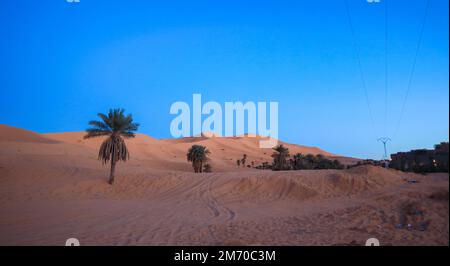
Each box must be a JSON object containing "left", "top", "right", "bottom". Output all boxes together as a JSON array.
[
  {"left": 200, "top": 161, "right": 203, "bottom": 173},
  {"left": 109, "top": 158, "right": 116, "bottom": 184}
]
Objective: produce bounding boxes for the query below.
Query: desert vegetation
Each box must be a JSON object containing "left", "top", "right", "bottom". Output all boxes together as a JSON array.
[
  {"left": 203, "top": 163, "right": 212, "bottom": 173},
  {"left": 187, "top": 145, "right": 210, "bottom": 173},
  {"left": 270, "top": 145, "right": 344, "bottom": 171},
  {"left": 84, "top": 108, "right": 139, "bottom": 184},
  {"left": 1, "top": 124, "right": 448, "bottom": 245},
  {"left": 290, "top": 153, "right": 344, "bottom": 170},
  {"left": 272, "top": 144, "right": 290, "bottom": 170}
]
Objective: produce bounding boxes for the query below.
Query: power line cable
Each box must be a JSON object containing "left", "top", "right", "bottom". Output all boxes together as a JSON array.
[
  {"left": 384, "top": 0, "right": 388, "bottom": 136},
  {"left": 344, "top": 0, "right": 378, "bottom": 138},
  {"left": 393, "top": 0, "right": 431, "bottom": 139}
]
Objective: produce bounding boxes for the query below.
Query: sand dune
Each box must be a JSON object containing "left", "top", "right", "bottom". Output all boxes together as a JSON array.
[
  {"left": 42, "top": 129, "right": 355, "bottom": 171},
  {"left": 0, "top": 125, "right": 448, "bottom": 245},
  {"left": 0, "top": 124, "right": 57, "bottom": 143}
]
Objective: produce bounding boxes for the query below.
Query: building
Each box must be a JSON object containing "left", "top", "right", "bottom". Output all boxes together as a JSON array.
[{"left": 390, "top": 142, "right": 449, "bottom": 173}]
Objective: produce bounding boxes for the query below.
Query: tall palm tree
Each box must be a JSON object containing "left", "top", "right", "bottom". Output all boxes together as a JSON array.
[
  {"left": 187, "top": 145, "right": 210, "bottom": 173},
  {"left": 272, "top": 144, "right": 290, "bottom": 170},
  {"left": 84, "top": 108, "right": 139, "bottom": 184}
]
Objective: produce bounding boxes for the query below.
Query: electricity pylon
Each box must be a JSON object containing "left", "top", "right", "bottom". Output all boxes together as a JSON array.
[{"left": 377, "top": 137, "right": 391, "bottom": 168}]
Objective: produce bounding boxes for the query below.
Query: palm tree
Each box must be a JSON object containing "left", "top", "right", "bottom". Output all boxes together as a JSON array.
[
  {"left": 84, "top": 108, "right": 139, "bottom": 185},
  {"left": 187, "top": 145, "right": 210, "bottom": 173},
  {"left": 272, "top": 144, "right": 290, "bottom": 170},
  {"left": 241, "top": 154, "right": 247, "bottom": 166},
  {"left": 332, "top": 159, "right": 344, "bottom": 169},
  {"left": 292, "top": 153, "right": 305, "bottom": 170}
]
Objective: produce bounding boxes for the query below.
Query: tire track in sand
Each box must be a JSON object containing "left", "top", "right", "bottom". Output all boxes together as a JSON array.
[{"left": 165, "top": 174, "right": 236, "bottom": 244}]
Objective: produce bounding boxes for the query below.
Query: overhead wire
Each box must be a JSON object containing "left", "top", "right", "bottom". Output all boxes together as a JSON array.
[
  {"left": 384, "top": 0, "right": 388, "bottom": 136},
  {"left": 345, "top": 0, "right": 431, "bottom": 152},
  {"left": 344, "top": 0, "right": 378, "bottom": 138},
  {"left": 393, "top": 0, "right": 431, "bottom": 139}
]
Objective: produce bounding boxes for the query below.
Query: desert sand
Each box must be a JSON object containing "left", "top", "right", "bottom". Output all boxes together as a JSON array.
[{"left": 0, "top": 124, "right": 448, "bottom": 246}]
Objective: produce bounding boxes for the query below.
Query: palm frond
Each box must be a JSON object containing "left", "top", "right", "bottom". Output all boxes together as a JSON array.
[
  {"left": 121, "top": 131, "right": 136, "bottom": 138},
  {"left": 85, "top": 109, "right": 139, "bottom": 165},
  {"left": 98, "top": 136, "right": 129, "bottom": 164},
  {"left": 85, "top": 108, "right": 139, "bottom": 138},
  {"left": 88, "top": 120, "right": 111, "bottom": 131},
  {"left": 97, "top": 113, "right": 113, "bottom": 128},
  {"left": 84, "top": 128, "right": 112, "bottom": 139},
  {"left": 187, "top": 145, "right": 210, "bottom": 162}
]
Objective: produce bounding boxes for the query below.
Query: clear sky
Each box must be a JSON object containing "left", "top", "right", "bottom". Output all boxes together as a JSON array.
[{"left": 0, "top": 0, "right": 448, "bottom": 159}]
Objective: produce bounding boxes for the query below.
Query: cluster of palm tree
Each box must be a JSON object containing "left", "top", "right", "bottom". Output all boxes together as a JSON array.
[
  {"left": 236, "top": 154, "right": 248, "bottom": 167},
  {"left": 290, "top": 153, "right": 344, "bottom": 170},
  {"left": 271, "top": 144, "right": 344, "bottom": 171},
  {"left": 187, "top": 145, "right": 210, "bottom": 173},
  {"left": 85, "top": 109, "right": 344, "bottom": 184}
]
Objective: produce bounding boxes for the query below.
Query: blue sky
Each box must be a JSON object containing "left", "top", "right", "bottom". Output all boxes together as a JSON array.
[{"left": 0, "top": 0, "right": 448, "bottom": 159}]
